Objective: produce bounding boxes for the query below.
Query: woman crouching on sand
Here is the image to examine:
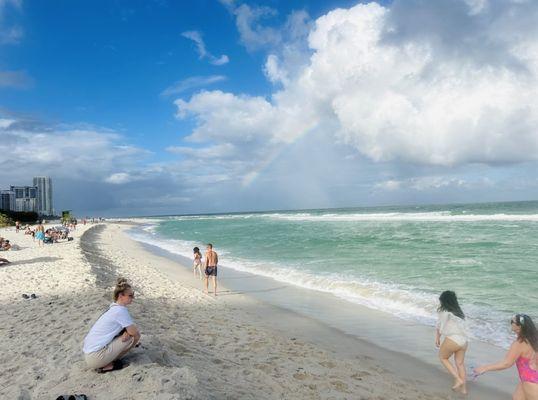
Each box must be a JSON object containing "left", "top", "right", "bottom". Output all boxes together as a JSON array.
[
  {"left": 475, "top": 314, "right": 538, "bottom": 400},
  {"left": 436, "top": 290, "right": 469, "bottom": 394},
  {"left": 82, "top": 278, "right": 140, "bottom": 373}
]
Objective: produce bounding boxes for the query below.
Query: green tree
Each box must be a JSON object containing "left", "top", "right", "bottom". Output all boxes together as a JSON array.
[{"left": 0, "top": 213, "right": 13, "bottom": 227}]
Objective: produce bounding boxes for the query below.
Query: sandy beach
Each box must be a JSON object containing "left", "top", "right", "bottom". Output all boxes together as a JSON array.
[{"left": 0, "top": 222, "right": 509, "bottom": 399}]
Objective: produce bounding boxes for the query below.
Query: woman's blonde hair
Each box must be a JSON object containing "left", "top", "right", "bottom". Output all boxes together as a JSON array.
[{"left": 113, "top": 277, "right": 132, "bottom": 301}]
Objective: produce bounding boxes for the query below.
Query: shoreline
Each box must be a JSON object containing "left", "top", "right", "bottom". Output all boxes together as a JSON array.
[
  {"left": 127, "top": 222, "right": 517, "bottom": 396},
  {"left": 0, "top": 222, "right": 512, "bottom": 399},
  {"left": 119, "top": 223, "right": 511, "bottom": 399}
]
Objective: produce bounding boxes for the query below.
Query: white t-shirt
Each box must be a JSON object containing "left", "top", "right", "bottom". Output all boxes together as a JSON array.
[{"left": 83, "top": 303, "right": 134, "bottom": 353}]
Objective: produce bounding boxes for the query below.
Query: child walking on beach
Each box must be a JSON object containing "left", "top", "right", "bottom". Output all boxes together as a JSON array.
[
  {"left": 35, "top": 223, "right": 45, "bottom": 247},
  {"left": 193, "top": 247, "right": 203, "bottom": 279},
  {"left": 435, "top": 291, "right": 469, "bottom": 394},
  {"left": 475, "top": 314, "right": 538, "bottom": 400}
]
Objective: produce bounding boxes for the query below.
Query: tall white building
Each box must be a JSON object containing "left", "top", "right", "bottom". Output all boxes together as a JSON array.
[
  {"left": 33, "top": 176, "right": 53, "bottom": 216},
  {"left": 10, "top": 186, "right": 38, "bottom": 212}
]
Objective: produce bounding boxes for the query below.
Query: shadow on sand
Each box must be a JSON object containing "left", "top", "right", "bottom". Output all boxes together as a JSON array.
[{"left": 10, "top": 256, "right": 63, "bottom": 266}]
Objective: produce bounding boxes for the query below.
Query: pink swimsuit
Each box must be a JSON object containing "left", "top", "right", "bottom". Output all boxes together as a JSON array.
[{"left": 516, "top": 356, "right": 538, "bottom": 383}]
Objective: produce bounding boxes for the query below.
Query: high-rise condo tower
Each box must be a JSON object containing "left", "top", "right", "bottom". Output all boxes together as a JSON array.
[{"left": 33, "top": 176, "right": 53, "bottom": 216}]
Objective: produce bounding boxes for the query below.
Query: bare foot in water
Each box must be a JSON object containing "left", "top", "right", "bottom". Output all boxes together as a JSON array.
[{"left": 452, "top": 378, "right": 466, "bottom": 393}]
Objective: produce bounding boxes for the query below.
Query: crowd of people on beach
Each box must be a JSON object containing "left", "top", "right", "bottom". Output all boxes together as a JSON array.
[
  {"left": 21, "top": 221, "right": 73, "bottom": 246},
  {"left": 0, "top": 220, "right": 76, "bottom": 266}
]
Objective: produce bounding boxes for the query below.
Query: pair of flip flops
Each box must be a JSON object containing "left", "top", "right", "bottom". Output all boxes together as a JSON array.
[
  {"left": 97, "top": 359, "right": 127, "bottom": 374},
  {"left": 21, "top": 293, "right": 37, "bottom": 299},
  {"left": 56, "top": 395, "right": 88, "bottom": 400}
]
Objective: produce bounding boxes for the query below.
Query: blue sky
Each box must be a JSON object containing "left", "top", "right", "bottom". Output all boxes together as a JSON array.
[
  {"left": 2, "top": 0, "right": 365, "bottom": 147},
  {"left": 1, "top": 0, "right": 538, "bottom": 216}
]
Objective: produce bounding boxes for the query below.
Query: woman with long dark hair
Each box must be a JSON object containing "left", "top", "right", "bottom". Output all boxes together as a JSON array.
[
  {"left": 193, "top": 247, "right": 203, "bottom": 279},
  {"left": 475, "top": 314, "right": 538, "bottom": 399},
  {"left": 435, "top": 290, "right": 469, "bottom": 394}
]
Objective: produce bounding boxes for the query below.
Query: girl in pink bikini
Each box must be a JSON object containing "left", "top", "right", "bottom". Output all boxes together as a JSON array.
[{"left": 475, "top": 314, "right": 538, "bottom": 400}]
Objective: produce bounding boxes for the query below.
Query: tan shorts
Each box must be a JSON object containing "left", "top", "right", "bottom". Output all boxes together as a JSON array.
[{"left": 84, "top": 335, "right": 134, "bottom": 369}]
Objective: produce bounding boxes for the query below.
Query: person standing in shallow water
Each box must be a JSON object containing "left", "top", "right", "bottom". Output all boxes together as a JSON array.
[
  {"left": 204, "top": 243, "right": 218, "bottom": 296},
  {"left": 436, "top": 290, "right": 469, "bottom": 394},
  {"left": 475, "top": 314, "right": 538, "bottom": 400},
  {"left": 193, "top": 247, "right": 203, "bottom": 279}
]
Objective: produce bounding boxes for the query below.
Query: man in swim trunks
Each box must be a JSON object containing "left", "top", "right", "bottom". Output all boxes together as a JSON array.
[{"left": 204, "top": 243, "right": 218, "bottom": 296}]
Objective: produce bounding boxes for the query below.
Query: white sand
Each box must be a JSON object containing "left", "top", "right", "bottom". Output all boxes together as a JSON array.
[{"left": 0, "top": 223, "right": 507, "bottom": 399}]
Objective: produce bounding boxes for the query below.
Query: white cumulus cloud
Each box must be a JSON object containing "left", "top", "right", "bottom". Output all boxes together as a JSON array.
[
  {"left": 175, "top": 90, "right": 317, "bottom": 145},
  {"left": 184, "top": 1, "right": 538, "bottom": 170},
  {"left": 306, "top": 1, "right": 538, "bottom": 166}
]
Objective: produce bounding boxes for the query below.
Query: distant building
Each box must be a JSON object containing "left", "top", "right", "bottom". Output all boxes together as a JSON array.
[
  {"left": 10, "top": 185, "right": 38, "bottom": 212},
  {"left": 33, "top": 176, "right": 53, "bottom": 215},
  {"left": 0, "top": 190, "right": 15, "bottom": 211}
]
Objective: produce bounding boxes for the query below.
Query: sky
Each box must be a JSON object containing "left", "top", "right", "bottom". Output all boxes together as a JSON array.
[{"left": 1, "top": 0, "right": 538, "bottom": 216}]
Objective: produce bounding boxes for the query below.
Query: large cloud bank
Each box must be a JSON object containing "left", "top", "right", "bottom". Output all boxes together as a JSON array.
[{"left": 178, "top": 0, "right": 538, "bottom": 168}]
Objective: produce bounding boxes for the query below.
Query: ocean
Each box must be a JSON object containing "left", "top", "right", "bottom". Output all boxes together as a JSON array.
[{"left": 128, "top": 200, "right": 538, "bottom": 350}]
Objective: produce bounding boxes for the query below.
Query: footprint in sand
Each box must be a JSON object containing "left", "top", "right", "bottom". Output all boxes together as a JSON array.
[
  {"left": 293, "top": 372, "right": 309, "bottom": 380},
  {"left": 351, "top": 370, "right": 372, "bottom": 381},
  {"left": 330, "top": 380, "right": 349, "bottom": 393},
  {"left": 319, "top": 360, "right": 336, "bottom": 368}
]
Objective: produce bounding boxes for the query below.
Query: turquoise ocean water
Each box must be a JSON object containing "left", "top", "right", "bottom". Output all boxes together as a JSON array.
[{"left": 130, "top": 201, "right": 538, "bottom": 349}]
